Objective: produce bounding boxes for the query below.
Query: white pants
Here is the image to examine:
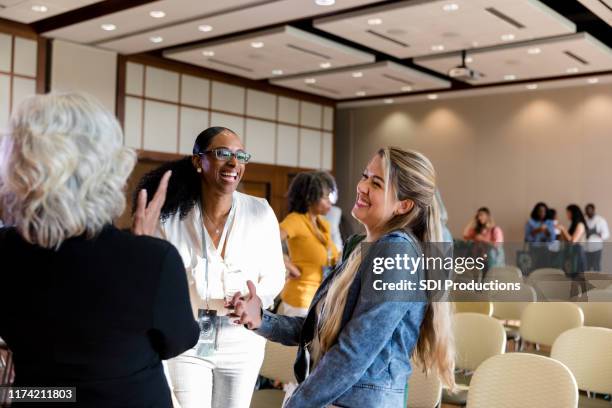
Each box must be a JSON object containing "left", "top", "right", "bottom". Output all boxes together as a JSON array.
[{"left": 167, "top": 318, "right": 265, "bottom": 408}]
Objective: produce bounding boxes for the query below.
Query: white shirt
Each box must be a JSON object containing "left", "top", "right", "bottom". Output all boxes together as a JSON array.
[
  {"left": 324, "top": 206, "right": 343, "bottom": 253},
  {"left": 158, "top": 191, "right": 285, "bottom": 316},
  {"left": 585, "top": 214, "right": 610, "bottom": 252}
]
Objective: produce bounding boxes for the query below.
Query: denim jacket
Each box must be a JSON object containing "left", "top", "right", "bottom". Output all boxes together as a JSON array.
[{"left": 255, "top": 230, "right": 427, "bottom": 408}]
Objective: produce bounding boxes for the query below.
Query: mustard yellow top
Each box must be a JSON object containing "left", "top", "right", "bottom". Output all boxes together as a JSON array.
[{"left": 280, "top": 212, "right": 339, "bottom": 309}]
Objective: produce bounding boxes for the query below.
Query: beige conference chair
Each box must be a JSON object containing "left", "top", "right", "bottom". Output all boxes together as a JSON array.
[
  {"left": 453, "top": 301, "right": 493, "bottom": 316},
  {"left": 572, "top": 289, "right": 612, "bottom": 329},
  {"left": 582, "top": 271, "right": 612, "bottom": 291},
  {"left": 466, "top": 353, "right": 578, "bottom": 408},
  {"left": 406, "top": 359, "right": 442, "bottom": 408},
  {"left": 442, "top": 313, "right": 506, "bottom": 406},
  {"left": 250, "top": 341, "right": 297, "bottom": 408},
  {"left": 491, "top": 283, "right": 537, "bottom": 351},
  {"left": 528, "top": 268, "right": 566, "bottom": 280},
  {"left": 484, "top": 266, "right": 523, "bottom": 283},
  {"left": 519, "top": 302, "right": 583, "bottom": 354},
  {"left": 551, "top": 327, "right": 612, "bottom": 407}
]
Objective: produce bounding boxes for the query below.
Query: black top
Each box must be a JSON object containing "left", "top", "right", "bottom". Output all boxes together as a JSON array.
[{"left": 0, "top": 226, "right": 199, "bottom": 407}]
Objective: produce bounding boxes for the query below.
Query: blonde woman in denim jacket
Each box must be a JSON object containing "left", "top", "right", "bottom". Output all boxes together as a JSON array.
[{"left": 230, "top": 147, "right": 456, "bottom": 408}]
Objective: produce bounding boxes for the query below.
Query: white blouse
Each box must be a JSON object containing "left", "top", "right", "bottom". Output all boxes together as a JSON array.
[{"left": 158, "top": 191, "right": 285, "bottom": 316}]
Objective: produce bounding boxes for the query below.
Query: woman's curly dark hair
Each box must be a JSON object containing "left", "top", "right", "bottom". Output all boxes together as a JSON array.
[
  {"left": 133, "top": 126, "right": 233, "bottom": 221},
  {"left": 287, "top": 171, "right": 336, "bottom": 214}
]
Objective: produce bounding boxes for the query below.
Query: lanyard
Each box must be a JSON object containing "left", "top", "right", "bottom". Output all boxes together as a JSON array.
[{"left": 199, "top": 200, "right": 236, "bottom": 308}]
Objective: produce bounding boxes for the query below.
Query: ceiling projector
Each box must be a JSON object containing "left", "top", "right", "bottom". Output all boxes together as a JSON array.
[{"left": 448, "top": 50, "right": 482, "bottom": 80}]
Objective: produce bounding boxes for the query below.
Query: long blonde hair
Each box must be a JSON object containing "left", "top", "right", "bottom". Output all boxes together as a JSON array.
[{"left": 316, "top": 147, "right": 455, "bottom": 389}]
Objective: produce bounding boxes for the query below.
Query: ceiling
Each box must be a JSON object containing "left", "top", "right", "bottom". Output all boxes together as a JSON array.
[{"left": 1, "top": 0, "right": 611, "bottom": 102}]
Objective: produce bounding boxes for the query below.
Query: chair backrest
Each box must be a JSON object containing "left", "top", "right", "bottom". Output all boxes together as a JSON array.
[
  {"left": 572, "top": 289, "right": 612, "bottom": 329},
  {"left": 520, "top": 302, "right": 584, "bottom": 346},
  {"left": 491, "top": 283, "right": 537, "bottom": 321},
  {"left": 454, "top": 302, "right": 493, "bottom": 316},
  {"left": 454, "top": 313, "right": 506, "bottom": 371},
  {"left": 583, "top": 272, "right": 612, "bottom": 290},
  {"left": 531, "top": 276, "right": 576, "bottom": 301},
  {"left": 528, "top": 268, "right": 565, "bottom": 280},
  {"left": 406, "top": 360, "right": 442, "bottom": 408},
  {"left": 259, "top": 341, "right": 297, "bottom": 384},
  {"left": 485, "top": 266, "right": 523, "bottom": 283},
  {"left": 466, "top": 353, "right": 578, "bottom": 408},
  {"left": 551, "top": 327, "right": 612, "bottom": 395}
]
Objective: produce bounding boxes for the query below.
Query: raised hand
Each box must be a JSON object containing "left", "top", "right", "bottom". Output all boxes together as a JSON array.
[{"left": 132, "top": 170, "right": 172, "bottom": 236}]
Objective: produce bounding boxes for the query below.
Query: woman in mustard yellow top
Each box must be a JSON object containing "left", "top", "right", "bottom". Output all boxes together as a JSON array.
[{"left": 279, "top": 172, "right": 339, "bottom": 317}]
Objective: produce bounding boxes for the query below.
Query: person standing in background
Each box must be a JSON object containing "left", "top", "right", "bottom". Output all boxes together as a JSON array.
[
  {"left": 136, "top": 126, "right": 285, "bottom": 408},
  {"left": 279, "top": 172, "right": 339, "bottom": 317},
  {"left": 525, "top": 202, "right": 555, "bottom": 243},
  {"left": 463, "top": 207, "right": 504, "bottom": 245},
  {"left": 584, "top": 203, "right": 609, "bottom": 271}
]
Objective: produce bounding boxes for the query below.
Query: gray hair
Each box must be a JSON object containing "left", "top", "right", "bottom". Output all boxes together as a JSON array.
[{"left": 0, "top": 92, "right": 136, "bottom": 248}]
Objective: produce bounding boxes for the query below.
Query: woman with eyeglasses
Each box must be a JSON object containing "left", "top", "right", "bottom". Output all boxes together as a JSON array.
[
  {"left": 136, "top": 126, "right": 285, "bottom": 408},
  {"left": 278, "top": 171, "right": 339, "bottom": 318}
]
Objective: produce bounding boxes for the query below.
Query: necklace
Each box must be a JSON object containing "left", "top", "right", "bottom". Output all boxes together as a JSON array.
[{"left": 203, "top": 210, "right": 229, "bottom": 236}]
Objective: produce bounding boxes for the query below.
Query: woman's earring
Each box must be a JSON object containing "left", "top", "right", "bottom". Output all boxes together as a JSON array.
[{"left": 197, "top": 168, "right": 202, "bottom": 173}]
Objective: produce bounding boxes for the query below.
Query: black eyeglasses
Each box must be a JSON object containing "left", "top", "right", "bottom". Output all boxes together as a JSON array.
[{"left": 200, "top": 148, "right": 252, "bottom": 164}]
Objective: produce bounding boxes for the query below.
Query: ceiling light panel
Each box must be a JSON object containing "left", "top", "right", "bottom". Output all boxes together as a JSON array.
[
  {"left": 47, "top": 0, "right": 381, "bottom": 54},
  {"left": 44, "top": 0, "right": 260, "bottom": 44},
  {"left": 0, "top": 0, "right": 103, "bottom": 23},
  {"left": 414, "top": 33, "right": 612, "bottom": 85},
  {"left": 164, "top": 25, "right": 374, "bottom": 80},
  {"left": 314, "top": 0, "right": 575, "bottom": 59},
  {"left": 270, "top": 61, "right": 451, "bottom": 99}
]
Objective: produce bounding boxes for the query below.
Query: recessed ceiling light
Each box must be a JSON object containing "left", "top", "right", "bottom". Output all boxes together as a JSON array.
[
  {"left": 202, "top": 50, "right": 215, "bottom": 57},
  {"left": 384, "top": 98, "right": 394, "bottom": 104},
  {"left": 250, "top": 41, "right": 264, "bottom": 48},
  {"left": 101, "top": 23, "right": 116, "bottom": 31},
  {"left": 526, "top": 84, "right": 538, "bottom": 90},
  {"left": 319, "top": 62, "right": 332, "bottom": 69},
  {"left": 198, "top": 24, "right": 213, "bottom": 32},
  {"left": 566, "top": 67, "right": 579, "bottom": 74},
  {"left": 501, "top": 34, "right": 515, "bottom": 41},
  {"left": 443, "top": 3, "right": 459, "bottom": 11},
  {"left": 356, "top": 91, "right": 366, "bottom": 97},
  {"left": 465, "top": 56, "right": 473, "bottom": 63},
  {"left": 527, "top": 47, "right": 541, "bottom": 55},
  {"left": 431, "top": 44, "right": 445, "bottom": 52},
  {"left": 305, "top": 78, "right": 316, "bottom": 84},
  {"left": 272, "top": 69, "right": 284, "bottom": 75},
  {"left": 401, "top": 86, "right": 413, "bottom": 92},
  {"left": 427, "top": 94, "right": 438, "bottom": 100},
  {"left": 315, "top": 0, "right": 335, "bottom": 5},
  {"left": 352, "top": 72, "right": 363, "bottom": 78},
  {"left": 587, "top": 77, "right": 599, "bottom": 84},
  {"left": 31, "top": 5, "right": 48, "bottom": 12},
  {"left": 368, "top": 18, "right": 383, "bottom": 25},
  {"left": 149, "top": 10, "right": 166, "bottom": 18},
  {"left": 149, "top": 36, "right": 164, "bottom": 43},
  {"left": 504, "top": 74, "right": 516, "bottom": 81}
]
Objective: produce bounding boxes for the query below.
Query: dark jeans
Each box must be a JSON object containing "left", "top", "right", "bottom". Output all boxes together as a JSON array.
[{"left": 585, "top": 250, "right": 602, "bottom": 271}]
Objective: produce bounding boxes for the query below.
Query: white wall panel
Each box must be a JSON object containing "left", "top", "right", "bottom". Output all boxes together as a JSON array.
[
  {"left": 245, "top": 118, "right": 275, "bottom": 165},
  {"left": 51, "top": 40, "right": 117, "bottom": 112},
  {"left": 13, "top": 37, "right": 36, "bottom": 77},
  {"left": 300, "top": 101, "right": 322, "bottom": 128},
  {"left": 246, "top": 89, "right": 276, "bottom": 120},
  {"left": 0, "top": 74, "right": 10, "bottom": 131},
  {"left": 0, "top": 34, "right": 12, "bottom": 72},
  {"left": 12, "top": 77, "right": 35, "bottom": 110},
  {"left": 125, "top": 62, "right": 143, "bottom": 96},
  {"left": 145, "top": 66, "right": 179, "bottom": 102},
  {"left": 278, "top": 96, "right": 299, "bottom": 124},
  {"left": 181, "top": 75, "right": 209, "bottom": 108},
  {"left": 124, "top": 96, "right": 142, "bottom": 149},
  {"left": 321, "top": 132, "right": 333, "bottom": 171},
  {"left": 211, "top": 81, "right": 244, "bottom": 114},
  {"left": 143, "top": 100, "right": 178, "bottom": 153},
  {"left": 323, "top": 106, "right": 334, "bottom": 131},
  {"left": 299, "top": 129, "right": 321, "bottom": 169},
  {"left": 179, "top": 107, "right": 209, "bottom": 155},
  {"left": 276, "top": 124, "right": 299, "bottom": 167},
  {"left": 210, "top": 111, "right": 244, "bottom": 137}
]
